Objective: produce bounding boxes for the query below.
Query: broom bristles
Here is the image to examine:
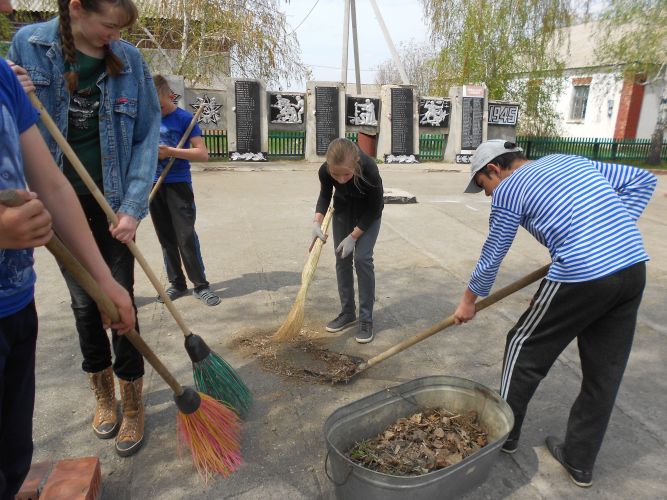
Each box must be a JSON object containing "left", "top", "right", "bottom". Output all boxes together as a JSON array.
[
  {"left": 176, "top": 392, "right": 242, "bottom": 478},
  {"left": 193, "top": 352, "right": 253, "bottom": 418},
  {"left": 272, "top": 296, "right": 305, "bottom": 341},
  {"left": 273, "top": 207, "right": 333, "bottom": 342}
]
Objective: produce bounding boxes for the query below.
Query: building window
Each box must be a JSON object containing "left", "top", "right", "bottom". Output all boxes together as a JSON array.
[{"left": 569, "top": 85, "right": 589, "bottom": 121}]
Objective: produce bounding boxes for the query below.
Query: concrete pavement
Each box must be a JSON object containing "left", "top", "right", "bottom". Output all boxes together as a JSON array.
[{"left": 30, "top": 162, "right": 667, "bottom": 499}]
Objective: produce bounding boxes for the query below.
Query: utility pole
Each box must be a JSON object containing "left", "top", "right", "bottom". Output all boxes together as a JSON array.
[
  {"left": 341, "top": 0, "right": 350, "bottom": 84},
  {"left": 350, "top": 0, "right": 362, "bottom": 94},
  {"left": 368, "top": 0, "right": 410, "bottom": 85}
]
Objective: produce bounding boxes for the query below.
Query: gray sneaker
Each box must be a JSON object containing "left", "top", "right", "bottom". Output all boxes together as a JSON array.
[
  {"left": 326, "top": 313, "right": 357, "bottom": 332},
  {"left": 355, "top": 321, "right": 374, "bottom": 343}
]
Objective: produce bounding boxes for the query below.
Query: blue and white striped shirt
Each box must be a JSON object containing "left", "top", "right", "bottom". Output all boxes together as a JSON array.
[{"left": 468, "top": 154, "right": 657, "bottom": 297}]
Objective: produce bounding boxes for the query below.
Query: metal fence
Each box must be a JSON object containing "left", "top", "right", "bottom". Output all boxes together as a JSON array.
[
  {"left": 202, "top": 130, "right": 228, "bottom": 159},
  {"left": 419, "top": 133, "right": 446, "bottom": 161},
  {"left": 516, "top": 136, "right": 667, "bottom": 162},
  {"left": 268, "top": 131, "right": 305, "bottom": 158},
  {"left": 345, "top": 132, "right": 358, "bottom": 143}
]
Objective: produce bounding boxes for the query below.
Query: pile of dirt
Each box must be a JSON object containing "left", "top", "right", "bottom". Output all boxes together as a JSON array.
[
  {"left": 346, "top": 408, "right": 489, "bottom": 476},
  {"left": 234, "top": 328, "right": 360, "bottom": 384}
]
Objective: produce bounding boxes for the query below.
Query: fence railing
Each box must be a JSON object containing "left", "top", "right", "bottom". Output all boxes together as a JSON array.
[
  {"left": 202, "top": 130, "right": 228, "bottom": 159},
  {"left": 268, "top": 130, "right": 305, "bottom": 158},
  {"left": 516, "top": 136, "right": 667, "bottom": 162},
  {"left": 345, "top": 132, "right": 358, "bottom": 143},
  {"left": 419, "top": 133, "right": 446, "bottom": 161}
]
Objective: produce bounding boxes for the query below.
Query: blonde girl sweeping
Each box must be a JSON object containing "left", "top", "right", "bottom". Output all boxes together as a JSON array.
[{"left": 312, "top": 138, "right": 383, "bottom": 343}]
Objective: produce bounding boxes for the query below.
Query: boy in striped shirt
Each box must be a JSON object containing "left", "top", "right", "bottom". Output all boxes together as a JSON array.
[{"left": 454, "top": 140, "right": 656, "bottom": 487}]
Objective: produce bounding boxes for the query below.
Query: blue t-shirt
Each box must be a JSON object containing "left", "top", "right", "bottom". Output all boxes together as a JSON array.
[
  {"left": 154, "top": 107, "right": 202, "bottom": 184},
  {"left": 0, "top": 58, "right": 40, "bottom": 318}
]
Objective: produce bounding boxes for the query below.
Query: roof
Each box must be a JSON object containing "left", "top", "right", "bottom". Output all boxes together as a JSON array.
[{"left": 11, "top": 0, "right": 209, "bottom": 19}]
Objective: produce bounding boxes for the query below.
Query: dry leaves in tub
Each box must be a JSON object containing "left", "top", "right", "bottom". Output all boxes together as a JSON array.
[{"left": 346, "top": 408, "right": 489, "bottom": 476}]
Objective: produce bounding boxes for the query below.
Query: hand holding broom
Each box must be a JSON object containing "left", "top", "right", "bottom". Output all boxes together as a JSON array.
[{"left": 0, "top": 189, "right": 241, "bottom": 477}]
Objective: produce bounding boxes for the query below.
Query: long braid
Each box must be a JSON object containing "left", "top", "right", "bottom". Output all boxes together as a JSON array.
[
  {"left": 104, "top": 44, "right": 124, "bottom": 77},
  {"left": 58, "top": 0, "right": 78, "bottom": 92}
]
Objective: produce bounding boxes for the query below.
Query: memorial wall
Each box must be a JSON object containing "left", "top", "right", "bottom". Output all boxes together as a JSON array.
[{"left": 161, "top": 77, "right": 517, "bottom": 162}]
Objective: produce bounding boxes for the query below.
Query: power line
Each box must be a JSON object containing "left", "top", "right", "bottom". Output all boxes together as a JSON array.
[{"left": 289, "top": 0, "right": 321, "bottom": 34}]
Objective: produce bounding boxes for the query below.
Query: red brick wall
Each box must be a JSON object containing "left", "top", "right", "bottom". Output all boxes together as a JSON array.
[{"left": 614, "top": 76, "right": 645, "bottom": 139}]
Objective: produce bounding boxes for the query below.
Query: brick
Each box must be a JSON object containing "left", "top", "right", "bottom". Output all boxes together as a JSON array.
[
  {"left": 40, "top": 457, "right": 102, "bottom": 500},
  {"left": 16, "top": 461, "right": 53, "bottom": 500}
]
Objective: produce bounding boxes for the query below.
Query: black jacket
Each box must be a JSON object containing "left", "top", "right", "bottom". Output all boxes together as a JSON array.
[{"left": 316, "top": 151, "right": 384, "bottom": 231}]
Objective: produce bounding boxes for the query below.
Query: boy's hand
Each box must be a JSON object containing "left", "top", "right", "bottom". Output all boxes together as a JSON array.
[
  {"left": 7, "top": 61, "right": 36, "bottom": 94},
  {"left": 109, "top": 213, "right": 138, "bottom": 243},
  {"left": 0, "top": 190, "right": 53, "bottom": 248},
  {"left": 158, "top": 144, "right": 172, "bottom": 160}
]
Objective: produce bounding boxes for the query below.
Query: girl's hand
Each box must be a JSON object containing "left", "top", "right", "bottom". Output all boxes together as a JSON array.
[
  {"left": 7, "top": 61, "right": 36, "bottom": 94},
  {"left": 109, "top": 213, "right": 138, "bottom": 243},
  {"left": 335, "top": 233, "right": 357, "bottom": 258},
  {"left": 99, "top": 278, "right": 135, "bottom": 334}
]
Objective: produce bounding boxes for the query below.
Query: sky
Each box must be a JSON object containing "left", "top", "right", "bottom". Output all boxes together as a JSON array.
[{"left": 281, "top": 0, "right": 430, "bottom": 89}]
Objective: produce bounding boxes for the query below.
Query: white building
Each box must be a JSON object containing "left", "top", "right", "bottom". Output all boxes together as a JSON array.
[{"left": 554, "top": 22, "right": 661, "bottom": 139}]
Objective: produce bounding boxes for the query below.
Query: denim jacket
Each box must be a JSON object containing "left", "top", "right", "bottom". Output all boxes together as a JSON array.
[{"left": 9, "top": 18, "right": 160, "bottom": 220}]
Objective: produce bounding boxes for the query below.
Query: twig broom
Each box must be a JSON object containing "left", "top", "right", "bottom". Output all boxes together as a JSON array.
[
  {"left": 0, "top": 190, "right": 241, "bottom": 478},
  {"left": 273, "top": 206, "right": 334, "bottom": 341},
  {"left": 29, "top": 93, "right": 252, "bottom": 417}
]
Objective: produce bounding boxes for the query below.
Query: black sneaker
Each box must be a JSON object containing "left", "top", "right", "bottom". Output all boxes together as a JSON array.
[
  {"left": 156, "top": 286, "right": 188, "bottom": 304},
  {"left": 326, "top": 313, "right": 357, "bottom": 332},
  {"left": 501, "top": 438, "right": 518, "bottom": 454},
  {"left": 545, "top": 436, "right": 593, "bottom": 488},
  {"left": 193, "top": 288, "right": 221, "bottom": 307},
  {"left": 355, "top": 321, "right": 374, "bottom": 343}
]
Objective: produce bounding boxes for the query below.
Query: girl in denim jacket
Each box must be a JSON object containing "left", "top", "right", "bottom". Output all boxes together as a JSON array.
[{"left": 9, "top": 0, "right": 160, "bottom": 458}]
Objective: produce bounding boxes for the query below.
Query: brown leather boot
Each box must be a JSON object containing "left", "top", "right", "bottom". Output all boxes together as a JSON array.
[
  {"left": 88, "top": 366, "right": 119, "bottom": 439},
  {"left": 116, "top": 377, "right": 144, "bottom": 457}
]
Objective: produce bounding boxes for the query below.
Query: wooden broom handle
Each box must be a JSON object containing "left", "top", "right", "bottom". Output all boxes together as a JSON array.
[
  {"left": 361, "top": 264, "right": 551, "bottom": 370},
  {"left": 149, "top": 105, "right": 204, "bottom": 203},
  {"left": 0, "top": 189, "right": 184, "bottom": 395},
  {"left": 28, "top": 92, "right": 193, "bottom": 338}
]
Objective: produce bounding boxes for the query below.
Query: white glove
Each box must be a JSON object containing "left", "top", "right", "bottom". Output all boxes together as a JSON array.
[
  {"left": 311, "top": 221, "right": 326, "bottom": 242},
  {"left": 336, "top": 234, "right": 356, "bottom": 258}
]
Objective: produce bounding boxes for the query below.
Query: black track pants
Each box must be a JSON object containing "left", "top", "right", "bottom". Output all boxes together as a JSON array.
[{"left": 500, "top": 262, "right": 645, "bottom": 471}]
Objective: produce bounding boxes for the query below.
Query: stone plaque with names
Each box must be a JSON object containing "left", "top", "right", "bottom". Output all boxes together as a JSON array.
[
  {"left": 235, "top": 81, "right": 261, "bottom": 153},
  {"left": 315, "top": 87, "right": 339, "bottom": 156},
  {"left": 391, "top": 87, "right": 414, "bottom": 155},
  {"left": 488, "top": 103, "right": 519, "bottom": 125},
  {"left": 461, "top": 96, "right": 484, "bottom": 151}
]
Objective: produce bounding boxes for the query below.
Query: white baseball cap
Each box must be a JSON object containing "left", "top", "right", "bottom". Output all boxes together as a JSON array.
[{"left": 464, "top": 140, "right": 523, "bottom": 193}]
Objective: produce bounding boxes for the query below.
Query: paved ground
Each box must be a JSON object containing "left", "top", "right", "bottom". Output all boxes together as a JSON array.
[{"left": 31, "top": 161, "right": 666, "bottom": 499}]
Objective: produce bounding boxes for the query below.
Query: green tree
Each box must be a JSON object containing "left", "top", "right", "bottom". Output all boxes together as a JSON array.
[
  {"left": 136, "top": 0, "right": 304, "bottom": 87},
  {"left": 595, "top": 0, "right": 667, "bottom": 164},
  {"left": 421, "top": 0, "right": 587, "bottom": 135}
]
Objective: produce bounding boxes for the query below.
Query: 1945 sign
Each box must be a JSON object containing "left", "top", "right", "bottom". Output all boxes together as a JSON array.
[{"left": 488, "top": 104, "right": 519, "bottom": 126}]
